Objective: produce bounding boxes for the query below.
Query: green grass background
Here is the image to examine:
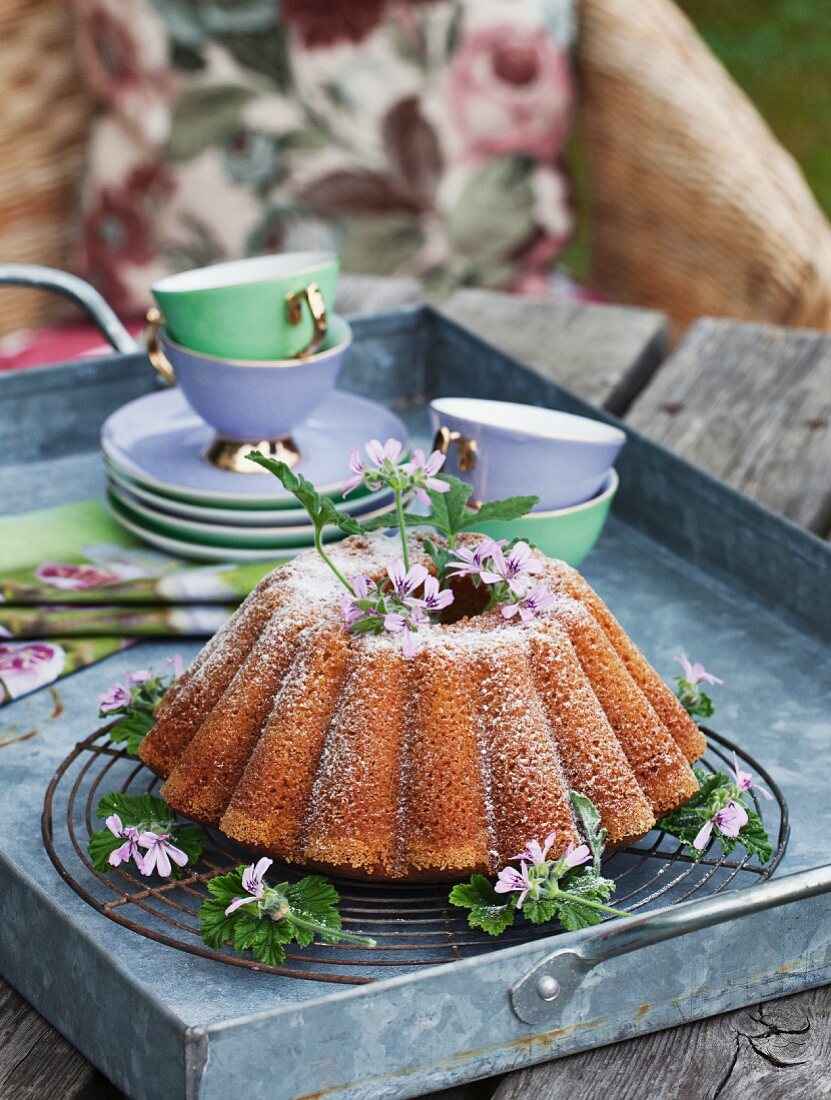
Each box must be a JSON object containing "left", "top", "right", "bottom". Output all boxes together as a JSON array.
[
  {"left": 677, "top": 0, "right": 831, "bottom": 214},
  {"left": 562, "top": 2, "right": 831, "bottom": 278}
]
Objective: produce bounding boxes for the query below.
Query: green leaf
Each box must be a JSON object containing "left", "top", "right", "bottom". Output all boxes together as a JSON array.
[
  {"left": 425, "top": 476, "right": 473, "bottom": 539},
  {"left": 570, "top": 790, "right": 607, "bottom": 873},
  {"left": 246, "top": 453, "right": 362, "bottom": 538},
  {"left": 286, "top": 875, "right": 341, "bottom": 919},
  {"left": 95, "top": 791, "right": 173, "bottom": 828},
  {"left": 449, "top": 874, "right": 516, "bottom": 936},
  {"left": 460, "top": 495, "right": 539, "bottom": 531},
  {"left": 90, "top": 791, "right": 209, "bottom": 877},
  {"left": 738, "top": 810, "right": 773, "bottom": 864},
  {"left": 360, "top": 510, "right": 425, "bottom": 532},
  {"left": 198, "top": 894, "right": 240, "bottom": 950},
  {"left": 107, "top": 710, "right": 156, "bottom": 755},
  {"left": 522, "top": 897, "right": 558, "bottom": 925},
  {"left": 199, "top": 867, "right": 372, "bottom": 965},
  {"left": 167, "top": 85, "right": 256, "bottom": 161},
  {"left": 88, "top": 828, "right": 127, "bottom": 874}
]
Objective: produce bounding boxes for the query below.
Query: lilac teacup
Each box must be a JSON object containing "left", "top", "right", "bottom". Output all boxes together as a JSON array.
[
  {"left": 146, "top": 314, "right": 352, "bottom": 470},
  {"left": 428, "top": 397, "right": 626, "bottom": 511}
]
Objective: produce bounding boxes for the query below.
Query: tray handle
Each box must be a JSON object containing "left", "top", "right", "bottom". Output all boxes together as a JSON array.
[
  {"left": 511, "top": 862, "right": 831, "bottom": 1025},
  {"left": 0, "top": 264, "right": 140, "bottom": 354}
]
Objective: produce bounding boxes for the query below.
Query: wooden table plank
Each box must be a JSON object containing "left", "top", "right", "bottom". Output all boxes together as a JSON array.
[
  {"left": 492, "top": 986, "right": 831, "bottom": 1100},
  {"left": 626, "top": 318, "right": 831, "bottom": 536},
  {"left": 0, "top": 979, "right": 118, "bottom": 1100},
  {"left": 440, "top": 289, "right": 668, "bottom": 415}
]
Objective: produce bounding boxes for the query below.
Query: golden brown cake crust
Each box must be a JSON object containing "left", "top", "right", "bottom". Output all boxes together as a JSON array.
[{"left": 139, "top": 534, "right": 706, "bottom": 882}]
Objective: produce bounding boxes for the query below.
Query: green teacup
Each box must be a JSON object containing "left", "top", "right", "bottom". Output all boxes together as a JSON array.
[
  {"left": 151, "top": 251, "right": 339, "bottom": 361},
  {"left": 468, "top": 469, "right": 619, "bottom": 566}
]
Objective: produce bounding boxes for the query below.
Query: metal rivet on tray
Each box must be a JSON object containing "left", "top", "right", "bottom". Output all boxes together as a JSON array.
[{"left": 537, "top": 976, "right": 560, "bottom": 1002}]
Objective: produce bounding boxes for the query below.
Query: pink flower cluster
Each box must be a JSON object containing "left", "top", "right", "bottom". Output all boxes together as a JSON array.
[
  {"left": 105, "top": 813, "right": 189, "bottom": 877},
  {"left": 447, "top": 539, "right": 555, "bottom": 621},
  {"left": 97, "top": 656, "right": 184, "bottom": 715},
  {"left": 692, "top": 752, "right": 773, "bottom": 852},
  {"left": 494, "top": 831, "right": 591, "bottom": 909},
  {"left": 343, "top": 438, "right": 450, "bottom": 505},
  {"left": 341, "top": 558, "right": 454, "bottom": 658}
]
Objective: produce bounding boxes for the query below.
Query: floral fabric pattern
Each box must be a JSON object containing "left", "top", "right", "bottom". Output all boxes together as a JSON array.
[{"left": 74, "top": 0, "right": 576, "bottom": 313}]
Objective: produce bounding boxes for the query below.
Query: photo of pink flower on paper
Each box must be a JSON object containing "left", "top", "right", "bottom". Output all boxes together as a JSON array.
[{"left": 0, "top": 641, "right": 67, "bottom": 703}]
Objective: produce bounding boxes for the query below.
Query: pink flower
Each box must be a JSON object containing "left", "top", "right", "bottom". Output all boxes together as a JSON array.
[
  {"left": 481, "top": 542, "right": 542, "bottom": 596},
  {"left": 403, "top": 448, "right": 451, "bottom": 506},
  {"left": 446, "top": 25, "right": 574, "bottom": 164},
  {"left": 731, "top": 751, "right": 773, "bottom": 801},
  {"left": 34, "top": 562, "right": 121, "bottom": 591},
  {"left": 343, "top": 438, "right": 404, "bottom": 496},
  {"left": 0, "top": 641, "right": 66, "bottom": 702},
  {"left": 225, "top": 857, "right": 273, "bottom": 916},
  {"left": 341, "top": 574, "right": 373, "bottom": 628},
  {"left": 563, "top": 842, "right": 592, "bottom": 869},
  {"left": 419, "top": 575, "right": 454, "bottom": 615},
  {"left": 387, "top": 559, "right": 429, "bottom": 599},
  {"left": 692, "top": 800, "right": 749, "bottom": 851},
  {"left": 98, "top": 683, "right": 131, "bottom": 713},
  {"left": 128, "top": 669, "right": 152, "bottom": 684},
  {"left": 136, "top": 831, "right": 189, "bottom": 878},
  {"left": 501, "top": 581, "right": 556, "bottom": 622},
  {"left": 445, "top": 540, "right": 504, "bottom": 581},
  {"left": 675, "top": 655, "right": 724, "bottom": 687},
  {"left": 494, "top": 861, "right": 533, "bottom": 908},
  {"left": 381, "top": 613, "right": 417, "bottom": 659},
  {"left": 513, "top": 832, "right": 557, "bottom": 866},
  {"left": 105, "top": 814, "right": 142, "bottom": 868},
  {"left": 165, "top": 654, "right": 184, "bottom": 680}
]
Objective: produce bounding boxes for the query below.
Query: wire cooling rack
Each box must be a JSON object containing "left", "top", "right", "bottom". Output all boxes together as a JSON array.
[{"left": 42, "top": 727, "right": 788, "bottom": 986}]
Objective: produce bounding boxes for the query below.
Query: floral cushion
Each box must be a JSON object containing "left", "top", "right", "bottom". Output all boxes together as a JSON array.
[{"left": 74, "top": 0, "right": 576, "bottom": 315}]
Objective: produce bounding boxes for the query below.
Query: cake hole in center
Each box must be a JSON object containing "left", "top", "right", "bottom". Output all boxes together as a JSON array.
[{"left": 441, "top": 574, "right": 490, "bottom": 624}]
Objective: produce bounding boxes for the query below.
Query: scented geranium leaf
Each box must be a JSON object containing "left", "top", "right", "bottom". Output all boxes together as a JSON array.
[
  {"left": 199, "top": 895, "right": 242, "bottom": 951},
  {"left": 552, "top": 896, "right": 605, "bottom": 932},
  {"left": 738, "top": 812, "right": 773, "bottom": 864},
  {"left": 426, "top": 475, "right": 473, "bottom": 539},
  {"left": 449, "top": 874, "right": 516, "bottom": 936},
  {"left": 250, "top": 924, "right": 288, "bottom": 968},
  {"left": 88, "top": 828, "right": 128, "bottom": 874},
  {"left": 459, "top": 495, "right": 539, "bottom": 531},
  {"left": 246, "top": 453, "right": 362, "bottom": 537},
  {"left": 522, "top": 897, "right": 557, "bottom": 926},
  {"left": 108, "top": 710, "right": 156, "bottom": 755},
  {"left": 285, "top": 875, "right": 343, "bottom": 944},
  {"left": 570, "top": 791, "right": 606, "bottom": 873},
  {"left": 94, "top": 791, "right": 173, "bottom": 828}
]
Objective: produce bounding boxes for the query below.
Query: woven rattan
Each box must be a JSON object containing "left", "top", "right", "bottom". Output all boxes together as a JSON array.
[
  {"left": 3, "top": 0, "right": 831, "bottom": 339},
  {"left": 42, "top": 725, "right": 788, "bottom": 986}
]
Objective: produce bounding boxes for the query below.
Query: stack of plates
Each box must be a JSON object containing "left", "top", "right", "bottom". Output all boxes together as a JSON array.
[{"left": 100, "top": 388, "right": 410, "bottom": 562}]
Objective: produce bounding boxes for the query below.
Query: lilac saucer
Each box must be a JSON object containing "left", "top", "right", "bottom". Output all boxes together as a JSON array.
[{"left": 101, "top": 388, "right": 409, "bottom": 508}]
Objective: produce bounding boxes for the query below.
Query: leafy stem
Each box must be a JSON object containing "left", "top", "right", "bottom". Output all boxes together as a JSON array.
[
  {"left": 284, "top": 911, "right": 375, "bottom": 945},
  {"left": 313, "top": 525, "right": 354, "bottom": 595},
  {"left": 394, "top": 488, "right": 411, "bottom": 570}
]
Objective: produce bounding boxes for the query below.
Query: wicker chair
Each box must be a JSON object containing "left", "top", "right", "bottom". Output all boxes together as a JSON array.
[{"left": 3, "top": 0, "right": 831, "bottom": 340}]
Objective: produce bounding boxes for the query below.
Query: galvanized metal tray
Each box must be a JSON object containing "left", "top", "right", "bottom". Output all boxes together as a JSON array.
[{"left": 1, "top": 274, "right": 831, "bottom": 1100}]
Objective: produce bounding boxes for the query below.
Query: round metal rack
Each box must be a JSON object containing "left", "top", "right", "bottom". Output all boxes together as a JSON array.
[{"left": 42, "top": 726, "right": 788, "bottom": 986}]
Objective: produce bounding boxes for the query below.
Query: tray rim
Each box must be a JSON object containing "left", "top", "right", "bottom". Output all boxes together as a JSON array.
[{"left": 2, "top": 304, "right": 831, "bottom": 1099}]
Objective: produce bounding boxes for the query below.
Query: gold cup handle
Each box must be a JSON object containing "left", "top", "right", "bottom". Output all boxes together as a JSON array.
[
  {"left": 284, "top": 281, "right": 328, "bottom": 357},
  {"left": 145, "top": 307, "right": 176, "bottom": 385},
  {"left": 432, "top": 425, "right": 479, "bottom": 472}
]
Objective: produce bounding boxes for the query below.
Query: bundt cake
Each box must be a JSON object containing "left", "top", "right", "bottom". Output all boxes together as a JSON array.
[{"left": 139, "top": 533, "right": 706, "bottom": 881}]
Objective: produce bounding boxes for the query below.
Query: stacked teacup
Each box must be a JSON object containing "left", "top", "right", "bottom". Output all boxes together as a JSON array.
[
  {"left": 428, "top": 398, "right": 627, "bottom": 567},
  {"left": 102, "top": 252, "right": 405, "bottom": 561}
]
